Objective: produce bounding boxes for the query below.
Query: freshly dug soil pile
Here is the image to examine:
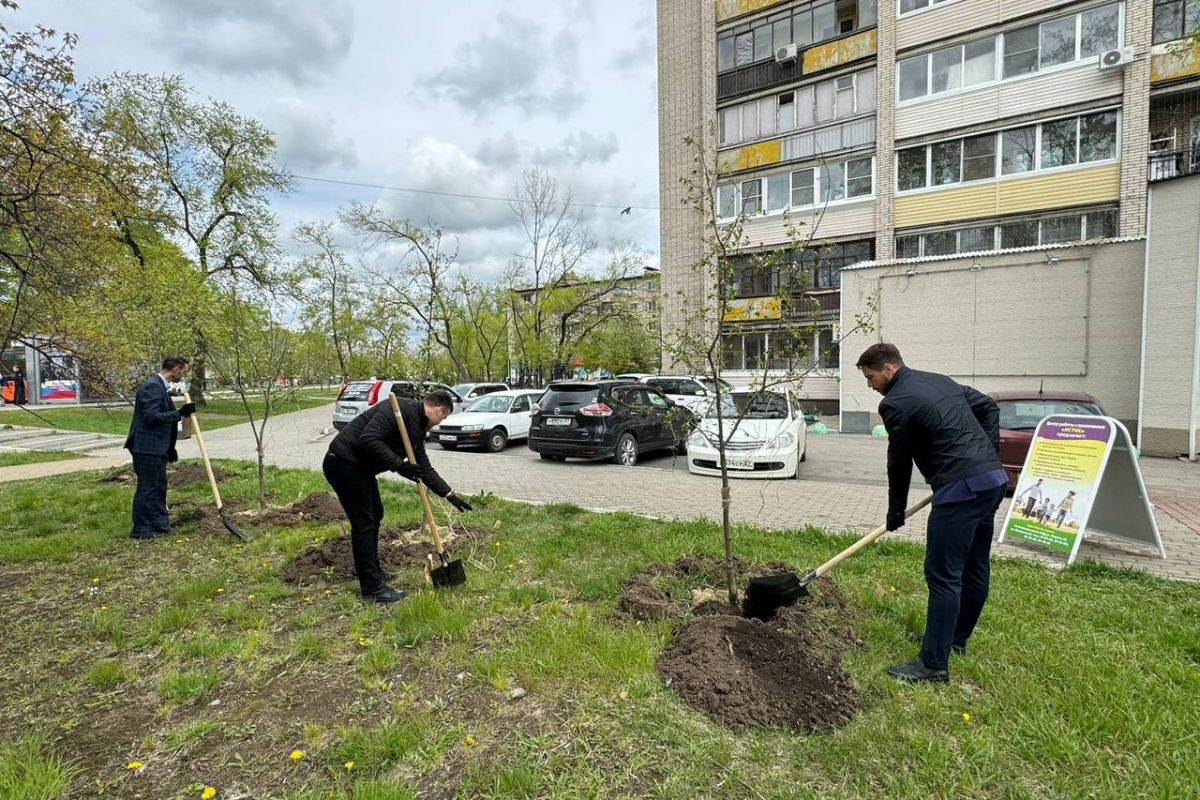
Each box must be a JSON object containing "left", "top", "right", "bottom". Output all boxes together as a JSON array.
[
  {"left": 97, "top": 464, "right": 134, "bottom": 483},
  {"left": 254, "top": 492, "right": 345, "bottom": 525},
  {"left": 281, "top": 523, "right": 492, "bottom": 585},
  {"left": 658, "top": 615, "right": 859, "bottom": 733},
  {"left": 620, "top": 558, "right": 863, "bottom": 733},
  {"left": 168, "top": 463, "right": 229, "bottom": 488}
]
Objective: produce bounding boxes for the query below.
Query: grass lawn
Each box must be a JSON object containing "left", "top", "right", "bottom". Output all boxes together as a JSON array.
[
  {"left": 0, "top": 390, "right": 334, "bottom": 437},
  {"left": 0, "top": 462, "right": 1197, "bottom": 799},
  {"left": 0, "top": 450, "right": 85, "bottom": 468}
]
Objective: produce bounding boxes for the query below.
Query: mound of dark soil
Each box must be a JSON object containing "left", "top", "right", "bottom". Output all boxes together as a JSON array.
[
  {"left": 620, "top": 558, "right": 863, "bottom": 733},
  {"left": 658, "top": 615, "right": 859, "bottom": 733},
  {"left": 254, "top": 492, "right": 345, "bottom": 525},
  {"left": 168, "top": 463, "right": 229, "bottom": 488},
  {"left": 281, "top": 523, "right": 492, "bottom": 585},
  {"left": 97, "top": 464, "right": 134, "bottom": 483}
]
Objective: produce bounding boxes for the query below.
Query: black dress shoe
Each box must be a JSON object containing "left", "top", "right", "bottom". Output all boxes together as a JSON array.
[
  {"left": 362, "top": 585, "right": 407, "bottom": 604},
  {"left": 951, "top": 643, "right": 967, "bottom": 656},
  {"left": 886, "top": 657, "right": 949, "bottom": 684}
]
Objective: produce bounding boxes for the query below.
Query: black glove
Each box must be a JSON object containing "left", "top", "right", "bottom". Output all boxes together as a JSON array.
[
  {"left": 178, "top": 402, "right": 197, "bottom": 417},
  {"left": 167, "top": 447, "right": 178, "bottom": 463},
  {"left": 886, "top": 510, "right": 906, "bottom": 532},
  {"left": 446, "top": 493, "right": 473, "bottom": 513},
  {"left": 396, "top": 463, "right": 421, "bottom": 481}
]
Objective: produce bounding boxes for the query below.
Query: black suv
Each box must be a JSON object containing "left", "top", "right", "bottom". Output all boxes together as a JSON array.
[{"left": 528, "top": 381, "right": 698, "bottom": 466}]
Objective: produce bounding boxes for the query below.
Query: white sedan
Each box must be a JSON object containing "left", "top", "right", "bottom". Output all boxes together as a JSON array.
[
  {"left": 429, "top": 390, "right": 544, "bottom": 452},
  {"left": 686, "top": 388, "right": 808, "bottom": 479}
]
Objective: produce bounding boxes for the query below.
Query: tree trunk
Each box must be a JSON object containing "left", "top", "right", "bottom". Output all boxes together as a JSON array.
[
  {"left": 257, "top": 443, "right": 267, "bottom": 510},
  {"left": 190, "top": 327, "right": 209, "bottom": 406}
]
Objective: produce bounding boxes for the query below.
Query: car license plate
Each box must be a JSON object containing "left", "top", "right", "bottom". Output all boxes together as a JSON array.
[
  {"left": 727, "top": 458, "right": 754, "bottom": 470},
  {"left": 544, "top": 417, "right": 572, "bottom": 426},
  {"left": 439, "top": 435, "right": 457, "bottom": 442},
  {"left": 339, "top": 404, "right": 357, "bottom": 415}
]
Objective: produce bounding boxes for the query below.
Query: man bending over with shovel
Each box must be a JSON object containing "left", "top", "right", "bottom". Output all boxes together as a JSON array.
[
  {"left": 323, "top": 389, "right": 473, "bottom": 603},
  {"left": 857, "top": 343, "right": 1005, "bottom": 684}
]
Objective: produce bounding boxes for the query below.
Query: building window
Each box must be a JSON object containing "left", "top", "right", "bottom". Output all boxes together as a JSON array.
[
  {"left": 717, "top": 0, "right": 878, "bottom": 75},
  {"left": 900, "top": 4, "right": 1121, "bottom": 102},
  {"left": 717, "top": 156, "right": 873, "bottom": 220},
  {"left": 717, "top": 67, "right": 875, "bottom": 149},
  {"left": 1153, "top": 0, "right": 1200, "bottom": 44},
  {"left": 895, "top": 207, "right": 1119, "bottom": 256},
  {"left": 897, "top": 110, "right": 1119, "bottom": 193}
]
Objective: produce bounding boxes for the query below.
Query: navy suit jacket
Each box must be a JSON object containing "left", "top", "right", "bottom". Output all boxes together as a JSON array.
[{"left": 124, "top": 376, "right": 180, "bottom": 457}]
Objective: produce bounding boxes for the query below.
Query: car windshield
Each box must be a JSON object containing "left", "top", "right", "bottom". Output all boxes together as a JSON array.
[
  {"left": 450, "top": 384, "right": 474, "bottom": 397},
  {"left": 998, "top": 400, "right": 1103, "bottom": 431},
  {"left": 705, "top": 392, "right": 789, "bottom": 419},
  {"left": 466, "top": 395, "right": 511, "bottom": 413}
]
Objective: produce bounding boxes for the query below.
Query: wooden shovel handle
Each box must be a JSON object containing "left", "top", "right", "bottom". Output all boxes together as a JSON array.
[
  {"left": 183, "top": 392, "right": 222, "bottom": 512},
  {"left": 814, "top": 494, "right": 933, "bottom": 579},
  {"left": 387, "top": 394, "right": 446, "bottom": 556}
]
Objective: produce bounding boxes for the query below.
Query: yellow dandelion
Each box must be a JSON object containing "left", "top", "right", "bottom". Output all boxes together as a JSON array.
[
  {"left": 962, "top": 712, "right": 971, "bottom": 722},
  {"left": 247, "top": 594, "right": 256, "bottom": 600},
  {"left": 304, "top": 595, "right": 312, "bottom": 602},
  {"left": 517, "top": 559, "right": 525, "bottom": 566},
  {"left": 100, "top": 605, "right": 108, "bottom": 610},
  {"left": 261, "top": 561, "right": 269, "bottom": 568},
  {"left": 889, "top": 586, "right": 897, "bottom": 593},
  {"left": 92, "top": 577, "right": 101, "bottom": 584},
  {"left": 289, "top": 749, "right": 304, "bottom": 761},
  {"left": 507, "top": 563, "right": 514, "bottom": 570},
  {"left": 126, "top": 761, "right": 143, "bottom": 770},
  {"left": 201, "top": 788, "right": 217, "bottom": 800},
  {"left": 216, "top": 588, "right": 224, "bottom": 593},
  {"left": 344, "top": 761, "right": 354, "bottom": 771},
  {"left": 175, "top": 538, "right": 185, "bottom": 544},
  {"left": 323, "top": 589, "right": 332, "bottom": 595},
  {"left": 465, "top": 735, "right": 476, "bottom": 746}
]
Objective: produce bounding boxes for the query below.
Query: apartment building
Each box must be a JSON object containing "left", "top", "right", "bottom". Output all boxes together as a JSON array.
[{"left": 658, "top": 0, "right": 1200, "bottom": 454}]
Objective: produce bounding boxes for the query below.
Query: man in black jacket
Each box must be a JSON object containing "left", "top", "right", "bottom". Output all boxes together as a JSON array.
[
  {"left": 323, "top": 389, "right": 473, "bottom": 603},
  {"left": 125, "top": 356, "right": 196, "bottom": 539},
  {"left": 857, "top": 343, "right": 1007, "bottom": 684}
]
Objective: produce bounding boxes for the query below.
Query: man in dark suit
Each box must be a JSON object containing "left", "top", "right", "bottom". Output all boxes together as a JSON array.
[
  {"left": 323, "top": 389, "right": 473, "bottom": 603},
  {"left": 857, "top": 343, "right": 1006, "bottom": 684},
  {"left": 125, "top": 356, "right": 196, "bottom": 540}
]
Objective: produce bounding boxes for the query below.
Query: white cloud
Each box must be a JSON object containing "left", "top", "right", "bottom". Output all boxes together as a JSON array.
[{"left": 268, "top": 98, "right": 358, "bottom": 172}]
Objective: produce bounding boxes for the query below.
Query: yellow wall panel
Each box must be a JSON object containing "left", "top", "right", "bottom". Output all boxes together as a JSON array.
[
  {"left": 894, "top": 165, "right": 1122, "bottom": 228},
  {"left": 894, "top": 184, "right": 999, "bottom": 228},
  {"left": 802, "top": 30, "right": 877, "bottom": 74},
  {"left": 717, "top": 140, "right": 782, "bottom": 175},
  {"left": 716, "top": 0, "right": 788, "bottom": 22},
  {"left": 996, "top": 165, "right": 1120, "bottom": 215},
  {"left": 1151, "top": 37, "right": 1200, "bottom": 83},
  {"left": 724, "top": 296, "right": 782, "bottom": 322}
]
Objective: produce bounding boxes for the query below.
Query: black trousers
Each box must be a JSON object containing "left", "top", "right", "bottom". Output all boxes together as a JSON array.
[
  {"left": 131, "top": 453, "right": 170, "bottom": 536},
  {"left": 323, "top": 451, "right": 386, "bottom": 594},
  {"left": 919, "top": 483, "right": 1007, "bottom": 670}
]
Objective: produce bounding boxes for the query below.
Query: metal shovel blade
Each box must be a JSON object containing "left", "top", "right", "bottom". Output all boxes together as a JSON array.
[
  {"left": 430, "top": 558, "right": 466, "bottom": 587},
  {"left": 219, "top": 508, "right": 248, "bottom": 542},
  {"left": 742, "top": 571, "right": 809, "bottom": 620}
]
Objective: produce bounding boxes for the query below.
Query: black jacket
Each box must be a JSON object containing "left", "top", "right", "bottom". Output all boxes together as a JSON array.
[
  {"left": 328, "top": 397, "right": 453, "bottom": 497},
  {"left": 124, "top": 376, "right": 180, "bottom": 457},
  {"left": 878, "top": 366, "right": 1001, "bottom": 515}
]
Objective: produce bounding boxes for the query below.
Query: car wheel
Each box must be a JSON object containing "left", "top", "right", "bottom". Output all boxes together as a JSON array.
[
  {"left": 613, "top": 433, "right": 638, "bottom": 466},
  {"left": 540, "top": 453, "right": 565, "bottom": 462},
  {"left": 439, "top": 443, "right": 457, "bottom": 450},
  {"left": 799, "top": 445, "right": 806, "bottom": 463},
  {"left": 486, "top": 428, "right": 508, "bottom": 452}
]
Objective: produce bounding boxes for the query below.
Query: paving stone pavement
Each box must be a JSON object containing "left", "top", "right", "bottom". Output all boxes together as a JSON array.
[{"left": 16, "top": 403, "right": 1200, "bottom": 583}]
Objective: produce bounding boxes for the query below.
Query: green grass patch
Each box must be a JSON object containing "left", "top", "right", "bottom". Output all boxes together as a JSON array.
[
  {"left": 0, "top": 449, "right": 84, "bottom": 468},
  {"left": 1, "top": 462, "right": 1198, "bottom": 799},
  {"left": 0, "top": 734, "right": 74, "bottom": 800}
]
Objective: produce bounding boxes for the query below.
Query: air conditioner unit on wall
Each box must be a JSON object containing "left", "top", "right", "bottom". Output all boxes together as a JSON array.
[
  {"left": 775, "top": 43, "right": 797, "bottom": 64},
  {"left": 1098, "top": 47, "right": 1134, "bottom": 70}
]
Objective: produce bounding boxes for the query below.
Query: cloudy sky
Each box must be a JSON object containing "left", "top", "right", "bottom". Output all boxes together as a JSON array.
[{"left": 15, "top": 0, "right": 660, "bottom": 281}]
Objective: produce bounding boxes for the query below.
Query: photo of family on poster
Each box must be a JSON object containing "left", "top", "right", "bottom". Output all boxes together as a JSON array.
[{"left": 1013, "top": 478, "right": 1083, "bottom": 529}]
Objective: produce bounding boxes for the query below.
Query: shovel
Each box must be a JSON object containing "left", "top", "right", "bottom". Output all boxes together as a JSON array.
[
  {"left": 183, "top": 392, "right": 247, "bottom": 541},
  {"left": 388, "top": 394, "right": 465, "bottom": 587},
  {"left": 743, "top": 494, "right": 933, "bottom": 620}
]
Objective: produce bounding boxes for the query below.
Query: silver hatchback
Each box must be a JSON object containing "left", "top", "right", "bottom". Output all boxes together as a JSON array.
[{"left": 332, "top": 380, "right": 464, "bottom": 430}]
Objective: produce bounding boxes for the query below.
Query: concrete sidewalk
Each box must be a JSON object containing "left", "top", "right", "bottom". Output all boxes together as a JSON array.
[{"left": 17, "top": 403, "right": 1200, "bottom": 583}]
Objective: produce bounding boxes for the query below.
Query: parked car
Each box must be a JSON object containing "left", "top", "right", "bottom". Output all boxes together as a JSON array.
[
  {"left": 637, "top": 375, "right": 728, "bottom": 412},
  {"left": 449, "top": 382, "right": 510, "bottom": 403},
  {"left": 695, "top": 375, "right": 736, "bottom": 394},
  {"left": 430, "top": 389, "right": 544, "bottom": 452},
  {"left": 527, "top": 380, "right": 697, "bottom": 465},
  {"left": 332, "top": 380, "right": 464, "bottom": 430},
  {"left": 687, "top": 388, "right": 808, "bottom": 479},
  {"left": 989, "top": 390, "right": 1105, "bottom": 489},
  {"left": 614, "top": 373, "right": 652, "bottom": 382}
]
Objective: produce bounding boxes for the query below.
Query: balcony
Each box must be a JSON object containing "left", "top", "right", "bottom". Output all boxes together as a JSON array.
[
  {"left": 1148, "top": 88, "right": 1200, "bottom": 182},
  {"left": 1148, "top": 151, "right": 1200, "bottom": 181},
  {"left": 717, "top": 28, "right": 877, "bottom": 102}
]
